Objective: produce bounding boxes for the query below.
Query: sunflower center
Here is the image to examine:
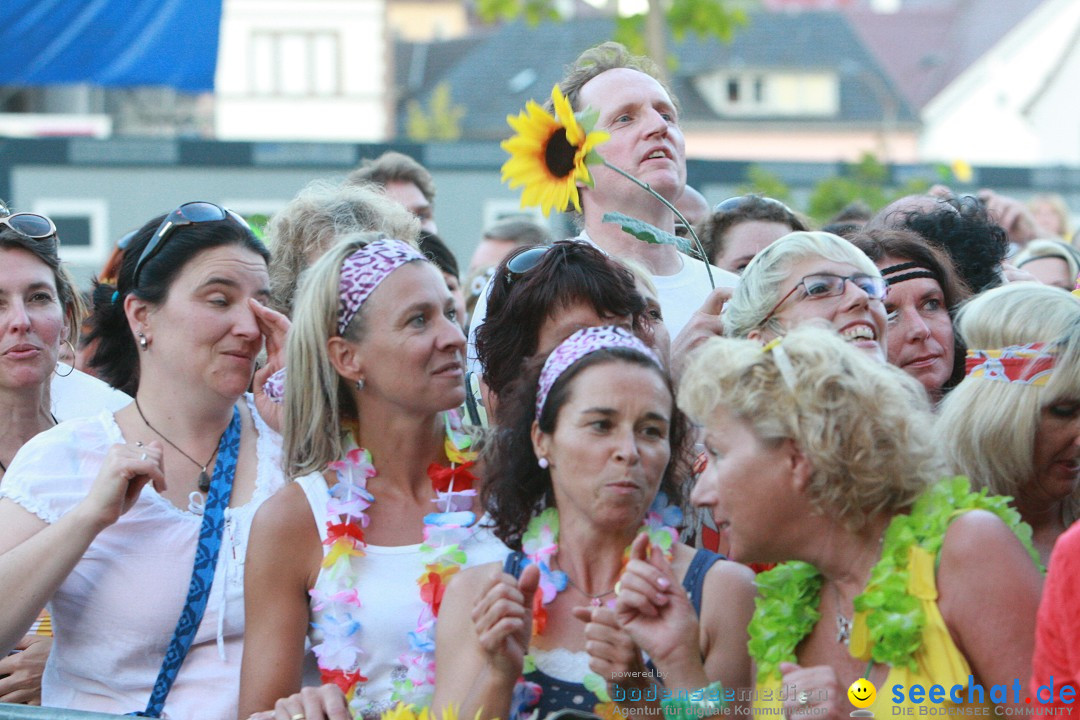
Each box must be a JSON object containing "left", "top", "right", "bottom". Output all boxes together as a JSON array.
[{"left": 544, "top": 128, "right": 577, "bottom": 179}]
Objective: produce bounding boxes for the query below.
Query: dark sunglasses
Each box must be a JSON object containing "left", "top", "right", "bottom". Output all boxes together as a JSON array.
[
  {"left": 504, "top": 245, "right": 553, "bottom": 285},
  {"left": 0, "top": 211, "right": 58, "bottom": 243},
  {"left": 713, "top": 195, "right": 794, "bottom": 215},
  {"left": 132, "top": 202, "right": 250, "bottom": 288}
]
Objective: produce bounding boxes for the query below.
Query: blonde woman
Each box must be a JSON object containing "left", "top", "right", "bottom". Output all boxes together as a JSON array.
[
  {"left": 723, "top": 231, "right": 888, "bottom": 362},
  {"left": 938, "top": 283, "right": 1080, "bottom": 566},
  {"left": 664, "top": 327, "right": 1041, "bottom": 719},
  {"left": 240, "top": 233, "right": 507, "bottom": 720}
]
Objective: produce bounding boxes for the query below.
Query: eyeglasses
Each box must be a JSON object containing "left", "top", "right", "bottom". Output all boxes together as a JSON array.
[
  {"left": 713, "top": 195, "right": 794, "bottom": 215},
  {"left": 132, "top": 202, "right": 250, "bottom": 288},
  {"left": 762, "top": 273, "right": 888, "bottom": 325},
  {"left": 504, "top": 245, "right": 552, "bottom": 285},
  {"left": 0, "top": 210, "right": 58, "bottom": 244}
]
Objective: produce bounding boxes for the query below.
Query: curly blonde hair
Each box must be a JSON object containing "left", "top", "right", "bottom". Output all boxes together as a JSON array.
[
  {"left": 679, "top": 326, "right": 941, "bottom": 530},
  {"left": 266, "top": 179, "right": 420, "bottom": 316}
]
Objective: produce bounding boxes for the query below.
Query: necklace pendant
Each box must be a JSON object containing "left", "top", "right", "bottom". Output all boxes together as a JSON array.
[
  {"left": 198, "top": 470, "right": 211, "bottom": 493},
  {"left": 590, "top": 597, "right": 602, "bottom": 607},
  {"left": 836, "top": 613, "right": 852, "bottom": 645}
]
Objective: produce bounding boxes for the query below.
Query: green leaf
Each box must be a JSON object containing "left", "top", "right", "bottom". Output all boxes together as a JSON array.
[{"left": 602, "top": 211, "right": 694, "bottom": 255}]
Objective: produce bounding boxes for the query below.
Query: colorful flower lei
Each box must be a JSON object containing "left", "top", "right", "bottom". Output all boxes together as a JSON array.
[
  {"left": 311, "top": 410, "right": 479, "bottom": 718},
  {"left": 515, "top": 494, "right": 682, "bottom": 716},
  {"left": 748, "top": 477, "right": 1040, "bottom": 684}
]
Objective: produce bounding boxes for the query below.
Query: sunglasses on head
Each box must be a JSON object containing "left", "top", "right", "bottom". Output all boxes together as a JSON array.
[
  {"left": 504, "top": 245, "right": 553, "bottom": 285},
  {"left": 132, "top": 202, "right": 250, "bottom": 288},
  {"left": 713, "top": 195, "right": 794, "bottom": 215},
  {"left": 0, "top": 204, "right": 58, "bottom": 245}
]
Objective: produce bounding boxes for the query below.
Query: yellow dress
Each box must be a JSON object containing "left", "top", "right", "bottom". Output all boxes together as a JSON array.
[{"left": 754, "top": 545, "right": 994, "bottom": 715}]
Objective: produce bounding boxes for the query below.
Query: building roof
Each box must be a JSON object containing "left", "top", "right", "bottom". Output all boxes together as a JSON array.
[
  {"left": 394, "top": 12, "right": 916, "bottom": 141},
  {"left": 845, "top": 0, "right": 1046, "bottom": 110}
]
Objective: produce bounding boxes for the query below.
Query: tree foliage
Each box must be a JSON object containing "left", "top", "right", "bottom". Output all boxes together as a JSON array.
[
  {"left": 475, "top": 0, "right": 745, "bottom": 70},
  {"left": 806, "top": 152, "right": 928, "bottom": 225},
  {"left": 406, "top": 83, "right": 466, "bottom": 142}
]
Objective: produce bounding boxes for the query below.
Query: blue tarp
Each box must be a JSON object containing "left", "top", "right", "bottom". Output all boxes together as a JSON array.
[{"left": 0, "top": 0, "right": 222, "bottom": 93}]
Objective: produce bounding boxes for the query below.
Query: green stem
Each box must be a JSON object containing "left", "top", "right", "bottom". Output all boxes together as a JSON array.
[{"left": 601, "top": 160, "right": 715, "bottom": 289}]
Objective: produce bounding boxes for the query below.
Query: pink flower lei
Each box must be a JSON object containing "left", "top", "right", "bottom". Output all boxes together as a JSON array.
[
  {"left": 310, "top": 410, "right": 479, "bottom": 716},
  {"left": 513, "top": 494, "right": 682, "bottom": 717}
]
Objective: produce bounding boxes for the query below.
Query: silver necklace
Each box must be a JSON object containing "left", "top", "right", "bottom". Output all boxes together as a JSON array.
[{"left": 564, "top": 575, "right": 617, "bottom": 607}]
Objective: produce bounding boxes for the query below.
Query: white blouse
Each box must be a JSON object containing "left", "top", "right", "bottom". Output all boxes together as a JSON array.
[{"left": 0, "top": 395, "right": 284, "bottom": 720}]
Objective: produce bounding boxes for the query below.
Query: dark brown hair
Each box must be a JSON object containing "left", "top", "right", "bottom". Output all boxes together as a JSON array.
[
  {"left": 475, "top": 241, "right": 644, "bottom": 400},
  {"left": 482, "top": 347, "right": 690, "bottom": 550},
  {"left": 849, "top": 228, "right": 971, "bottom": 392}
]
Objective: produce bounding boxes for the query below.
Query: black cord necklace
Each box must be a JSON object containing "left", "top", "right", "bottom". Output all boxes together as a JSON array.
[
  {"left": 0, "top": 412, "right": 58, "bottom": 472},
  {"left": 135, "top": 398, "right": 223, "bottom": 492}
]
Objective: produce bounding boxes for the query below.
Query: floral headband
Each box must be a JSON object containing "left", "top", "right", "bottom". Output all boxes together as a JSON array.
[
  {"left": 262, "top": 238, "right": 426, "bottom": 404},
  {"left": 535, "top": 326, "right": 659, "bottom": 419},
  {"left": 337, "top": 237, "right": 426, "bottom": 335},
  {"left": 964, "top": 343, "right": 1057, "bottom": 386}
]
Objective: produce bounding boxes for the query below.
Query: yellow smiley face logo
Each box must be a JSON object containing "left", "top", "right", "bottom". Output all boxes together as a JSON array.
[{"left": 848, "top": 678, "right": 876, "bottom": 708}]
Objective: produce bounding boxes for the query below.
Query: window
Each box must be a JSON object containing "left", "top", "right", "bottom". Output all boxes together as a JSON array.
[
  {"left": 31, "top": 199, "right": 108, "bottom": 265},
  {"left": 249, "top": 31, "right": 342, "bottom": 97}
]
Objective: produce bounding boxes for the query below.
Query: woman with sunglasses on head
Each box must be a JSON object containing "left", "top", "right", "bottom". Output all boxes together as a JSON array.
[
  {"left": 434, "top": 326, "right": 754, "bottom": 720},
  {"left": 673, "top": 326, "right": 1041, "bottom": 720},
  {"left": 723, "top": 231, "right": 889, "bottom": 361},
  {"left": 472, "top": 240, "right": 646, "bottom": 424},
  {"left": 238, "top": 232, "right": 508, "bottom": 720},
  {"left": 0, "top": 201, "right": 289, "bottom": 719},
  {"left": 701, "top": 195, "right": 807, "bottom": 275},
  {"left": 0, "top": 212, "right": 79, "bottom": 705}
]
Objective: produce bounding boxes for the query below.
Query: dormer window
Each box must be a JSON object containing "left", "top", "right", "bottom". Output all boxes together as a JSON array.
[{"left": 695, "top": 70, "right": 839, "bottom": 118}]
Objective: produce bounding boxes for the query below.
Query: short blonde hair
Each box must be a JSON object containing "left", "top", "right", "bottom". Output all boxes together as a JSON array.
[
  {"left": 724, "top": 231, "right": 880, "bottom": 339},
  {"left": 267, "top": 179, "right": 420, "bottom": 315},
  {"left": 680, "top": 326, "right": 939, "bottom": 530},
  {"left": 282, "top": 231, "right": 422, "bottom": 478},
  {"left": 937, "top": 284, "right": 1080, "bottom": 514}
]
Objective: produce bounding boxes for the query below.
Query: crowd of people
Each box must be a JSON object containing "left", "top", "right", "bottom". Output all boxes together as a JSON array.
[{"left": 0, "top": 39, "right": 1078, "bottom": 720}]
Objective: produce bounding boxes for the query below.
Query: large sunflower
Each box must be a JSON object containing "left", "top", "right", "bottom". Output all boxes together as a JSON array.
[{"left": 501, "top": 85, "right": 609, "bottom": 217}]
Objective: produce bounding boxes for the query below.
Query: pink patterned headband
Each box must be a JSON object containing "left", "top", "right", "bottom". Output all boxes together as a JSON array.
[
  {"left": 337, "top": 237, "right": 426, "bottom": 335},
  {"left": 536, "top": 326, "right": 660, "bottom": 419},
  {"left": 261, "top": 237, "right": 426, "bottom": 404}
]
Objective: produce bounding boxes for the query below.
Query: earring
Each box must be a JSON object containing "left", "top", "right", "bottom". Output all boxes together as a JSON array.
[
  {"left": 538, "top": 457, "right": 549, "bottom": 469},
  {"left": 54, "top": 340, "right": 76, "bottom": 377},
  {"left": 356, "top": 377, "right": 365, "bottom": 391},
  {"left": 137, "top": 332, "right": 148, "bottom": 351}
]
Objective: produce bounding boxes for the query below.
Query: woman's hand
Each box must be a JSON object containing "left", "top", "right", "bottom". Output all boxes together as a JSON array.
[
  {"left": 471, "top": 563, "right": 539, "bottom": 678},
  {"left": 77, "top": 441, "right": 164, "bottom": 531},
  {"left": 614, "top": 535, "right": 700, "bottom": 676},
  {"left": 245, "top": 683, "right": 350, "bottom": 720},
  {"left": 572, "top": 605, "right": 649, "bottom": 694},
  {"left": 250, "top": 298, "right": 290, "bottom": 434},
  {"left": 779, "top": 662, "right": 844, "bottom": 720},
  {"left": 0, "top": 634, "right": 50, "bottom": 704}
]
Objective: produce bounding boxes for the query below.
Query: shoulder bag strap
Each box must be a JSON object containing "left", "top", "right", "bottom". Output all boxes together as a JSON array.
[{"left": 133, "top": 405, "right": 241, "bottom": 717}]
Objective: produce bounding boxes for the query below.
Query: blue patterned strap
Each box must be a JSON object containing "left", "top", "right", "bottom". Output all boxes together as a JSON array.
[{"left": 133, "top": 406, "right": 242, "bottom": 718}]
